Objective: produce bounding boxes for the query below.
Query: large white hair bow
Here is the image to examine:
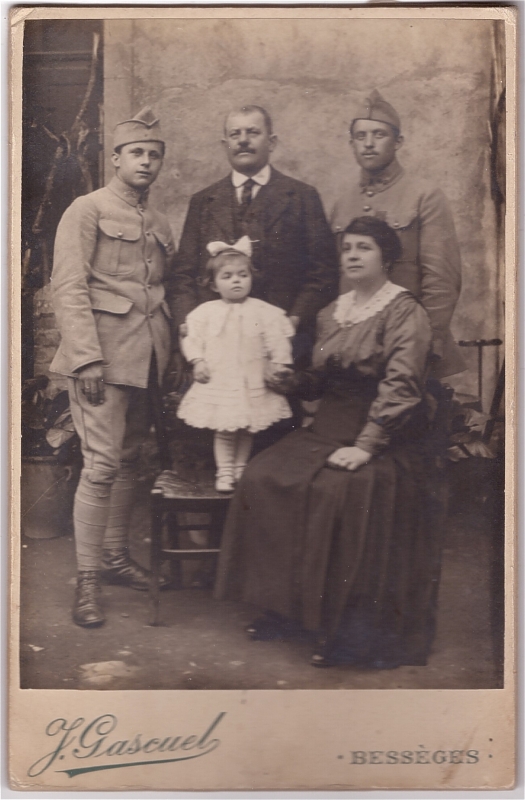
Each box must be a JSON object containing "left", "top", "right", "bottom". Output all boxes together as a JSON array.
[{"left": 206, "top": 236, "right": 252, "bottom": 258}]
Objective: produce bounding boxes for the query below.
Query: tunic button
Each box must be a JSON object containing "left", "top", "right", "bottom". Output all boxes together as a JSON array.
[
  {"left": 146, "top": 283, "right": 152, "bottom": 289},
  {"left": 117, "top": 232, "right": 123, "bottom": 238},
  {"left": 147, "top": 258, "right": 152, "bottom": 263},
  {"left": 148, "top": 313, "right": 153, "bottom": 318},
  {"left": 393, "top": 222, "right": 400, "bottom": 228},
  {"left": 363, "top": 205, "right": 371, "bottom": 212},
  {"left": 366, "top": 190, "right": 374, "bottom": 197}
]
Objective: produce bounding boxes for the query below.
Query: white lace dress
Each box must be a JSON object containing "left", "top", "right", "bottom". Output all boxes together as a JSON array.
[{"left": 177, "top": 297, "right": 294, "bottom": 433}]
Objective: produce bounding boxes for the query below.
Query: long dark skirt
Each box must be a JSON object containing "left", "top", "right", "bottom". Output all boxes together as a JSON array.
[{"left": 214, "top": 426, "right": 444, "bottom": 668}]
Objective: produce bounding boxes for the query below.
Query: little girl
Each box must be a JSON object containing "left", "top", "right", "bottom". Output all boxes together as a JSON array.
[{"left": 177, "top": 237, "right": 294, "bottom": 492}]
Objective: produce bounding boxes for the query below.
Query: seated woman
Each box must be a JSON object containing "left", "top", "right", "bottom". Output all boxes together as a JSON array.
[{"left": 214, "top": 216, "right": 437, "bottom": 669}]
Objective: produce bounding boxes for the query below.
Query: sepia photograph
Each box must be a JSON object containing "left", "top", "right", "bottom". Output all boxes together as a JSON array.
[{"left": 9, "top": 5, "right": 516, "bottom": 791}]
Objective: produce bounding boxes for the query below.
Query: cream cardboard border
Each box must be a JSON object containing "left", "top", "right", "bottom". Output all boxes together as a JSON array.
[{"left": 8, "top": 5, "right": 517, "bottom": 791}]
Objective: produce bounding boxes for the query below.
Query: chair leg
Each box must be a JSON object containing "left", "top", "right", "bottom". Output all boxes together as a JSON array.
[
  {"left": 209, "top": 505, "right": 227, "bottom": 550},
  {"left": 149, "top": 497, "right": 163, "bottom": 626},
  {"left": 207, "top": 504, "right": 228, "bottom": 584},
  {"left": 167, "top": 511, "right": 182, "bottom": 589}
]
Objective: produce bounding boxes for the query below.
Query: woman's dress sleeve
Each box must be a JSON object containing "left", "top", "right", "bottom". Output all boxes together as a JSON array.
[{"left": 354, "top": 297, "right": 432, "bottom": 455}]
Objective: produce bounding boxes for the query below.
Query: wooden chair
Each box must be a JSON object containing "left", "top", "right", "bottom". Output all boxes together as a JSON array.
[{"left": 149, "top": 470, "right": 232, "bottom": 625}]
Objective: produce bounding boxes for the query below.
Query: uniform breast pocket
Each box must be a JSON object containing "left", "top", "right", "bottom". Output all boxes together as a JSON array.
[
  {"left": 384, "top": 206, "right": 418, "bottom": 233},
  {"left": 96, "top": 219, "right": 141, "bottom": 275},
  {"left": 151, "top": 228, "right": 173, "bottom": 255},
  {"left": 384, "top": 208, "right": 418, "bottom": 263}
]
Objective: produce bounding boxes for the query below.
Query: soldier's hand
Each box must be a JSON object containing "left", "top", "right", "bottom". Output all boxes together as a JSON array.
[
  {"left": 78, "top": 363, "right": 105, "bottom": 406},
  {"left": 163, "top": 351, "right": 186, "bottom": 394},
  {"left": 193, "top": 359, "right": 211, "bottom": 383}
]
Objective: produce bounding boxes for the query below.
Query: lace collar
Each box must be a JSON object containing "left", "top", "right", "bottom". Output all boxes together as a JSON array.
[{"left": 333, "top": 281, "right": 405, "bottom": 326}]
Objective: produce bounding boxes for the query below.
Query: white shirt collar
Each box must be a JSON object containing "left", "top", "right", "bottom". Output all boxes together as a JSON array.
[{"left": 231, "top": 164, "right": 271, "bottom": 188}]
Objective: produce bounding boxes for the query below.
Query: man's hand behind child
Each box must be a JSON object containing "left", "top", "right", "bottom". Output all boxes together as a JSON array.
[
  {"left": 265, "top": 363, "right": 294, "bottom": 392},
  {"left": 193, "top": 359, "right": 211, "bottom": 383}
]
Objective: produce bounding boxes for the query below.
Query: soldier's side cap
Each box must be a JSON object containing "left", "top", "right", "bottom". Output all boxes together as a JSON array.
[
  {"left": 351, "top": 89, "right": 401, "bottom": 132},
  {"left": 113, "top": 106, "right": 165, "bottom": 149}
]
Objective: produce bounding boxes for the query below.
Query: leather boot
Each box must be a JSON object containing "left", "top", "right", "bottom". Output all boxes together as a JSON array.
[
  {"left": 73, "top": 572, "right": 105, "bottom": 628},
  {"left": 101, "top": 548, "right": 169, "bottom": 591}
]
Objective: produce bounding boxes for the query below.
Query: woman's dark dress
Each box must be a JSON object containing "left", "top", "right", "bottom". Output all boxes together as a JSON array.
[{"left": 214, "top": 288, "right": 439, "bottom": 667}]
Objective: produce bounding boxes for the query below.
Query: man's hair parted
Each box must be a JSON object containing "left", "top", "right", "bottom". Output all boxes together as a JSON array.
[{"left": 224, "top": 105, "right": 273, "bottom": 135}]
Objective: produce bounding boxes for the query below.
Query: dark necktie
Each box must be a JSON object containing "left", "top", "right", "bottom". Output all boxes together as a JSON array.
[{"left": 240, "top": 178, "right": 255, "bottom": 215}]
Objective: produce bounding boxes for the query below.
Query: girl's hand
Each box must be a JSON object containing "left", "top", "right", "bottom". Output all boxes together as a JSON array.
[
  {"left": 193, "top": 360, "right": 211, "bottom": 383},
  {"left": 326, "top": 446, "right": 371, "bottom": 472}
]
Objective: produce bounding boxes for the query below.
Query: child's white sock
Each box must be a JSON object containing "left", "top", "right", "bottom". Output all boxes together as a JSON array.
[
  {"left": 213, "top": 431, "right": 236, "bottom": 488},
  {"left": 233, "top": 430, "right": 253, "bottom": 481}
]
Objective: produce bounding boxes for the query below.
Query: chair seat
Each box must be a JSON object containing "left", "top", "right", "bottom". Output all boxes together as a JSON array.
[{"left": 152, "top": 470, "right": 233, "bottom": 500}]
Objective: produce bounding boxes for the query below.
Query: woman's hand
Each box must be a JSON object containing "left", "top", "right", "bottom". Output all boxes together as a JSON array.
[
  {"left": 193, "top": 359, "right": 211, "bottom": 383},
  {"left": 326, "top": 446, "right": 371, "bottom": 471}
]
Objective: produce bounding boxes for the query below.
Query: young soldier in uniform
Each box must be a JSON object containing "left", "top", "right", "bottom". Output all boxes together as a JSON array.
[
  {"left": 50, "top": 108, "right": 174, "bottom": 627},
  {"left": 331, "top": 90, "right": 464, "bottom": 378}
]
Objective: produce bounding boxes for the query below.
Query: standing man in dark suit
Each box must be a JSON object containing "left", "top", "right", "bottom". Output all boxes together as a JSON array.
[{"left": 170, "top": 105, "right": 338, "bottom": 372}]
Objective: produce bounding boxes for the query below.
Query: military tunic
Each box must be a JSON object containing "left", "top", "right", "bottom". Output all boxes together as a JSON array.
[
  {"left": 50, "top": 175, "right": 176, "bottom": 486},
  {"left": 330, "top": 159, "right": 464, "bottom": 377},
  {"left": 50, "top": 175, "right": 175, "bottom": 388}
]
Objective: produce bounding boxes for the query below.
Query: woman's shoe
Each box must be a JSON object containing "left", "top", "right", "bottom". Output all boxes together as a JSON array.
[
  {"left": 310, "top": 652, "right": 337, "bottom": 667},
  {"left": 367, "top": 658, "right": 403, "bottom": 670},
  {"left": 310, "top": 635, "right": 340, "bottom": 667},
  {"left": 245, "top": 616, "right": 280, "bottom": 640},
  {"left": 245, "top": 613, "right": 295, "bottom": 641}
]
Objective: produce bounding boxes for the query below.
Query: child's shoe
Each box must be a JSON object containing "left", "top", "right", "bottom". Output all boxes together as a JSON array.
[
  {"left": 233, "top": 465, "right": 246, "bottom": 483},
  {"left": 215, "top": 473, "right": 234, "bottom": 493}
]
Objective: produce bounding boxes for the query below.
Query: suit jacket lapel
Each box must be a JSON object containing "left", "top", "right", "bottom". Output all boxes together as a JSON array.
[
  {"left": 255, "top": 168, "right": 295, "bottom": 230},
  {"left": 207, "top": 177, "right": 237, "bottom": 242}
]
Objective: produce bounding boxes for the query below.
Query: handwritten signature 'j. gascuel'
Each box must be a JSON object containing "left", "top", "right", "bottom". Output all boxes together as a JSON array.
[{"left": 27, "top": 712, "right": 227, "bottom": 778}]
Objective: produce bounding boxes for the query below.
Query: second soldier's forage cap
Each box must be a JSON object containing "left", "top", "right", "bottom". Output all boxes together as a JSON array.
[
  {"left": 113, "top": 106, "right": 165, "bottom": 150},
  {"left": 352, "top": 89, "right": 401, "bottom": 133}
]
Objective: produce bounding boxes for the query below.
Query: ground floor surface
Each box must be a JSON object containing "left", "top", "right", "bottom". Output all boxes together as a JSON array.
[{"left": 18, "top": 471, "right": 503, "bottom": 691}]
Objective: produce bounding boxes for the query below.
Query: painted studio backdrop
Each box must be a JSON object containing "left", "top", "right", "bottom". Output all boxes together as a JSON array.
[{"left": 20, "top": 17, "right": 505, "bottom": 691}]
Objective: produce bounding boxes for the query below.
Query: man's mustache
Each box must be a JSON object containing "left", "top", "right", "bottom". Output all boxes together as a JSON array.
[{"left": 235, "top": 147, "right": 256, "bottom": 154}]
